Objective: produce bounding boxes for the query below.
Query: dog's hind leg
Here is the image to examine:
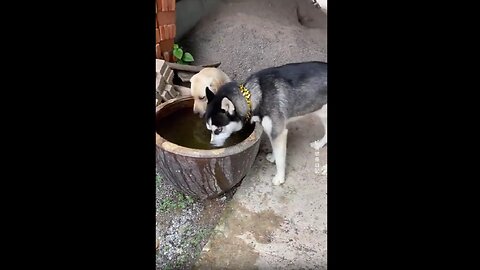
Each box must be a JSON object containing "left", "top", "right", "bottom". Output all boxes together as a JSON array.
[
  {"left": 316, "top": 104, "right": 327, "bottom": 148},
  {"left": 271, "top": 128, "right": 288, "bottom": 185},
  {"left": 262, "top": 117, "right": 276, "bottom": 163}
]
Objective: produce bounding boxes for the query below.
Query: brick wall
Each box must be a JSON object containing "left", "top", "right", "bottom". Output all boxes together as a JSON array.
[{"left": 156, "top": 0, "right": 176, "bottom": 62}]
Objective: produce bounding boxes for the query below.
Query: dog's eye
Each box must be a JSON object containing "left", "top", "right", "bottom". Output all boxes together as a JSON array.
[
  {"left": 199, "top": 96, "right": 205, "bottom": 100},
  {"left": 214, "top": 127, "right": 223, "bottom": 135}
]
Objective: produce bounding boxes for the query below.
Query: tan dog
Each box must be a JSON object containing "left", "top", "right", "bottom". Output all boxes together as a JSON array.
[{"left": 190, "top": 68, "right": 231, "bottom": 117}]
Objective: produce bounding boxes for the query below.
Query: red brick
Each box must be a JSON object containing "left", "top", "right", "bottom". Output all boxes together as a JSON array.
[{"left": 156, "top": 44, "right": 162, "bottom": 59}]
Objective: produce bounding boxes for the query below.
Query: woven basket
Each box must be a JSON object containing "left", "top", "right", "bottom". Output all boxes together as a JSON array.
[{"left": 156, "top": 0, "right": 176, "bottom": 62}]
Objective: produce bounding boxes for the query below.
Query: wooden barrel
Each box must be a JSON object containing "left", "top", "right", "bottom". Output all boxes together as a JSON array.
[{"left": 156, "top": 96, "right": 263, "bottom": 200}]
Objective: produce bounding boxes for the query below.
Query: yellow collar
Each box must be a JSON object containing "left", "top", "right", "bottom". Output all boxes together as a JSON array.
[{"left": 239, "top": 84, "right": 252, "bottom": 121}]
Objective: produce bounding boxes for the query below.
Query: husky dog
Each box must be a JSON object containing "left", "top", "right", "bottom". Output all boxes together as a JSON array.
[
  {"left": 190, "top": 67, "right": 231, "bottom": 117},
  {"left": 204, "top": 61, "right": 327, "bottom": 186}
]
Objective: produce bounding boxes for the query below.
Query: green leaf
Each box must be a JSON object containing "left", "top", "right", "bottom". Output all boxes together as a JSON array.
[
  {"left": 182, "top": 52, "right": 194, "bottom": 62},
  {"left": 176, "top": 59, "right": 185, "bottom": 64},
  {"left": 173, "top": 44, "right": 179, "bottom": 49},
  {"left": 173, "top": 48, "right": 183, "bottom": 59}
]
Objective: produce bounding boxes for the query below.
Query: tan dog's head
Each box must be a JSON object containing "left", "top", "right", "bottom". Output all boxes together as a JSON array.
[
  {"left": 190, "top": 68, "right": 231, "bottom": 117},
  {"left": 190, "top": 74, "right": 213, "bottom": 117}
]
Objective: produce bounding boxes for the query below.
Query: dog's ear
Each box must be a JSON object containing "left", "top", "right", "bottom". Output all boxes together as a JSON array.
[
  {"left": 221, "top": 97, "right": 235, "bottom": 115},
  {"left": 209, "top": 78, "right": 220, "bottom": 93},
  {"left": 206, "top": 87, "right": 215, "bottom": 103}
]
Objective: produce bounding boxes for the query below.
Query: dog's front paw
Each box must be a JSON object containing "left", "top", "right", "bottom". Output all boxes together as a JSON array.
[
  {"left": 272, "top": 174, "right": 285, "bottom": 186},
  {"left": 318, "top": 137, "right": 327, "bottom": 148},
  {"left": 266, "top": 153, "right": 275, "bottom": 163},
  {"left": 321, "top": 164, "right": 327, "bottom": 175},
  {"left": 320, "top": 139, "right": 327, "bottom": 148},
  {"left": 310, "top": 139, "right": 326, "bottom": 150}
]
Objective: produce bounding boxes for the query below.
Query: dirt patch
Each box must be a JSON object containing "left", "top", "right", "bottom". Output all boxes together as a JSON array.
[
  {"left": 193, "top": 201, "right": 284, "bottom": 269},
  {"left": 224, "top": 201, "right": 284, "bottom": 244}
]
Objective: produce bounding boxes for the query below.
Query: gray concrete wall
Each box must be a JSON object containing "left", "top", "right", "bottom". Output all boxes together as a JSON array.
[{"left": 175, "top": 0, "right": 222, "bottom": 42}]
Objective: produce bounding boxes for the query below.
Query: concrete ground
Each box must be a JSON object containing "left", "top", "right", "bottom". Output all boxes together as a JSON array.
[{"left": 180, "top": 0, "right": 327, "bottom": 268}]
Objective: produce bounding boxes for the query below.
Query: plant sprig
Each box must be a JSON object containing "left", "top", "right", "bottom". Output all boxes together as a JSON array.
[{"left": 173, "top": 44, "right": 195, "bottom": 65}]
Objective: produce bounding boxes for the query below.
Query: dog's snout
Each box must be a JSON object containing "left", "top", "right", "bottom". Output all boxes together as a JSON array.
[
  {"left": 193, "top": 107, "right": 205, "bottom": 117},
  {"left": 193, "top": 104, "right": 202, "bottom": 113}
]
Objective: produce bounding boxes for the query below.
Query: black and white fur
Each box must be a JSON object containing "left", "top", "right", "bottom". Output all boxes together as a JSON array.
[{"left": 205, "top": 61, "right": 327, "bottom": 186}]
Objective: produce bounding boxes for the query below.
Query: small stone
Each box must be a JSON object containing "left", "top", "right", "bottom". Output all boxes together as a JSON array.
[
  {"left": 156, "top": 59, "right": 168, "bottom": 74},
  {"left": 156, "top": 73, "right": 166, "bottom": 93},
  {"left": 161, "top": 90, "right": 173, "bottom": 102},
  {"left": 165, "top": 84, "right": 179, "bottom": 98},
  {"left": 164, "top": 69, "right": 174, "bottom": 84}
]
